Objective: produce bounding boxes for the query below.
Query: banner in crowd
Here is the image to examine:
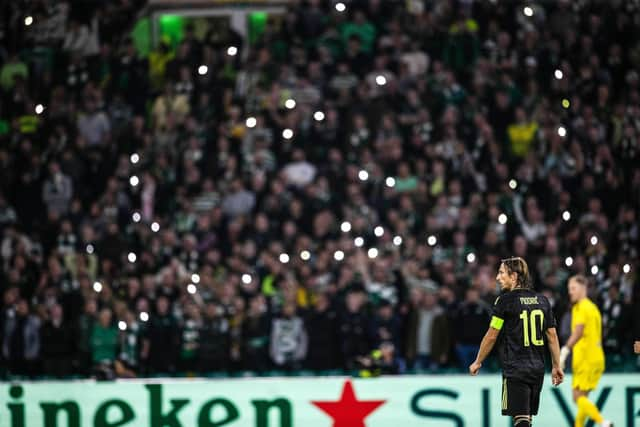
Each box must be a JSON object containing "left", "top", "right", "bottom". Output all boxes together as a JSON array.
[{"left": 1, "top": 374, "right": 639, "bottom": 426}]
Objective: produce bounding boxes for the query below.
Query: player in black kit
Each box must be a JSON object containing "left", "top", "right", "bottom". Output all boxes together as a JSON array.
[{"left": 469, "top": 257, "right": 564, "bottom": 427}]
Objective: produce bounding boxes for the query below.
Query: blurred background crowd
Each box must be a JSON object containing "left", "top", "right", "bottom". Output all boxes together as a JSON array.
[{"left": 0, "top": 0, "right": 639, "bottom": 379}]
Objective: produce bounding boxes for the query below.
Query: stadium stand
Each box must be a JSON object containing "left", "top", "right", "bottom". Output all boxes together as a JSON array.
[{"left": 0, "top": 0, "right": 638, "bottom": 379}]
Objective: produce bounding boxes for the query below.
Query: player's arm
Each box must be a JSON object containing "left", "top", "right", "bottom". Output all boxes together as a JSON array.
[
  {"left": 563, "top": 323, "right": 584, "bottom": 349},
  {"left": 546, "top": 327, "right": 561, "bottom": 366},
  {"left": 474, "top": 326, "right": 500, "bottom": 364},
  {"left": 469, "top": 317, "right": 502, "bottom": 375},
  {"left": 559, "top": 323, "right": 584, "bottom": 369},
  {"left": 470, "top": 296, "right": 507, "bottom": 375},
  {"left": 545, "top": 327, "right": 564, "bottom": 385}
]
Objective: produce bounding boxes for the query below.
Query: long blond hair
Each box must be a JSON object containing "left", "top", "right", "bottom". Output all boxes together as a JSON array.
[{"left": 501, "top": 257, "right": 532, "bottom": 289}]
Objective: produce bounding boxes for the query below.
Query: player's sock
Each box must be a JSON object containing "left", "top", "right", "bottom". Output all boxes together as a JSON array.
[
  {"left": 577, "top": 396, "right": 604, "bottom": 424},
  {"left": 514, "top": 415, "right": 531, "bottom": 426}
]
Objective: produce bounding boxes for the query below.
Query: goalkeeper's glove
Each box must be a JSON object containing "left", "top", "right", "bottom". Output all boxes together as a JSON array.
[{"left": 559, "top": 346, "right": 570, "bottom": 370}]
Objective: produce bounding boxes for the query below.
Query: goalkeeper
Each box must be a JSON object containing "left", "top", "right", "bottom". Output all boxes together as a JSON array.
[{"left": 560, "top": 275, "right": 612, "bottom": 427}]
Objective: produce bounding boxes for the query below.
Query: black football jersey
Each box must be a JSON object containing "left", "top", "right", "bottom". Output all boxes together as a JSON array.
[{"left": 491, "top": 288, "right": 556, "bottom": 382}]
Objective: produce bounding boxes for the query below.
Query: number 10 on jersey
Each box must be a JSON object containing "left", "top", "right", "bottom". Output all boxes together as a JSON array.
[{"left": 519, "top": 309, "right": 544, "bottom": 347}]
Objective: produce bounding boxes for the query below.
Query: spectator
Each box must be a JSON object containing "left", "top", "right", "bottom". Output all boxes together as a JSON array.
[
  {"left": 198, "top": 302, "right": 231, "bottom": 373},
  {"left": 42, "top": 162, "right": 73, "bottom": 217},
  {"left": 357, "top": 341, "right": 406, "bottom": 376},
  {"left": 513, "top": 195, "right": 547, "bottom": 245},
  {"left": 283, "top": 149, "right": 317, "bottom": 188},
  {"left": 405, "top": 288, "right": 450, "bottom": 370},
  {"left": 3, "top": 298, "right": 40, "bottom": 376},
  {"left": 342, "top": 11, "right": 376, "bottom": 54},
  {"left": 62, "top": 19, "right": 99, "bottom": 57},
  {"left": 339, "top": 290, "right": 371, "bottom": 369},
  {"left": 56, "top": 219, "right": 77, "bottom": 256},
  {"left": 395, "top": 162, "right": 418, "bottom": 193},
  {"left": 40, "top": 304, "right": 75, "bottom": 377},
  {"left": 305, "top": 295, "right": 340, "bottom": 369},
  {"left": 90, "top": 308, "right": 118, "bottom": 375},
  {"left": 116, "top": 310, "right": 143, "bottom": 378},
  {"left": 221, "top": 179, "right": 256, "bottom": 218},
  {"left": 178, "top": 303, "right": 201, "bottom": 373},
  {"left": 75, "top": 299, "right": 97, "bottom": 375},
  {"left": 0, "top": 194, "right": 17, "bottom": 231},
  {"left": 368, "top": 299, "right": 402, "bottom": 350},
  {"left": 507, "top": 107, "right": 539, "bottom": 158},
  {"left": 454, "top": 289, "right": 491, "bottom": 370},
  {"left": 242, "top": 294, "right": 270, "bottom": 372},
  {"left": 600, "top": 283, "right": 628, "bottom": 357},
  {"left": 0, "top": 53, "right": 28, "bottom": 91},
  {"left": 151, "top": 83, "right": 189, "bottom": 129},
  {"left": 142, "top": 296, "right": 179, "bottom": 374},
  {"left": 270, "top": 303, "right": 308, "bottom": 370},
  {"left": 329, "top": 63, "right": 359, "bottom": 96},
  {"left": 77, "top": 97, "right": 111, "bottom": 146}
]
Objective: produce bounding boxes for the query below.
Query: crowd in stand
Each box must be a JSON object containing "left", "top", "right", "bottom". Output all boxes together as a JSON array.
[{"left": 0, "top": 0, "right": 639, "bottom": 379}]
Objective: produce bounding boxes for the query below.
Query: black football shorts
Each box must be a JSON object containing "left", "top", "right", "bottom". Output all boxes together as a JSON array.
[{"left": 501, "top": 376, "right": 543, "bottom": 416}]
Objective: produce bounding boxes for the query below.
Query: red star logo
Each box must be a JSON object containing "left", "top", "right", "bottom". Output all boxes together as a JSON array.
[{"left": 311, "top": 379, "right": 386, "bottom": 427}]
